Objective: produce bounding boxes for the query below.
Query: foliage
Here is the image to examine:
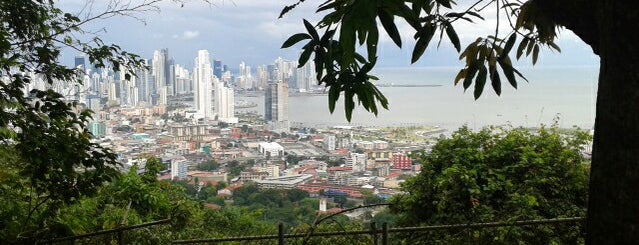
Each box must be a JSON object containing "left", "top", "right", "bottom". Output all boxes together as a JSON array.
[
  {"left": 226, "top": 160, "right": 250, "bottom": 177},
  {"left": 391, "top": 125, "right": 590, "bottom": 244},
  {"left": 231, "top": 185, "right": 320, "bottom": 227},
  {"left": 281, "top": 0, "right": 561, "bottom": 120},
  {"left": 197, "top": 159, "right": 220, "bottom": 171},
  {"left": 0, "top": 0, "right": 165, "bottom": 242}
]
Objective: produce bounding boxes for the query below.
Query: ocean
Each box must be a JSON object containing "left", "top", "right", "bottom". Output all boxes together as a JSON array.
[{"left": 238, "top": 66, "right": 599, "bottom": 131}]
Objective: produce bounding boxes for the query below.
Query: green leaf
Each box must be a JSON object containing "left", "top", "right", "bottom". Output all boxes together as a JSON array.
[
  {"left": 378, "top": 10, "right": 402, "bottom": 47},
  {"left": 345, "top": 90, "right": 355, "bottom": 122},
  {"left": 489, "top": 64, "right": 501, "bottom": 95},
  {"left": 526, "top": 39, "right": 535, "bottom": 56},
  {"left": 502, "top": 34, "right": 517, "bottom": 55},
  {"left": 340, "top": 22, "right": 357, "bottom": 67},
  {"left": 435, "top": 0, "right": 452, "bottom": 8},
  {"left": 298, "top": 48, "right": 313, "bottom": 68},
  {"left": 444, "top": 22, "right": 461, "bottom": 52},
  {"left": 532, "top": 44, "right": 540, "bottom": 65},
  {"left": 281, "top": 33, "right": 312, "bottom": 48},
  {"left": 328, "top": 85, "right": 340, "bottom": 113},
  {"left": 463, "top": 62, "right": 479, "bottom": 90},
  {"left": 516, "top": 38, "right": 529, "bottom": 59},
  {"left": 548, "top": 41, "right": 561, "bottom": 52},
  {"left": 474, "top": 64, "right": 487, "bottom": 99},
  {"left": 498, "top": 58, "right": 517, "bottom": 89},
  {"left": 366, "top": 25, "right": 379, "bottom": 62},
  {"left": 465, "top": 11, "right": 485, "bottom": 20},
  {"left": 411, "top": 25, "right": 434, "bottom": 63},
  {"left": 317, "top": 0, "right": 340, "bottom": 12},
  {"left": 454, "top": 69, "right": 466, "bottom": 85},
  {"left": 303, "top": 19, "right": 319, "bottom": 40}
]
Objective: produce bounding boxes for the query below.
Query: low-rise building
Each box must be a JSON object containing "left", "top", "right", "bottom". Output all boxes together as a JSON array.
[
  {"left": 258, "top": 142, "right": 284, "bottom": 158},
  {"left": 254, "top": 174, "right": 313, "bottom": 189}
]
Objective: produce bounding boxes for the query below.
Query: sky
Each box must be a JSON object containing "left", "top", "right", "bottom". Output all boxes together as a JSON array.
[{"left": 59, "top": 0, "right": 600, "bottom": 71}]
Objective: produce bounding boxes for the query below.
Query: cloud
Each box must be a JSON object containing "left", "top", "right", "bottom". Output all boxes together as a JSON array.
[
  {"left": 182, "top": 30, "right": 200, "bottom": 39},
  {"left": 173, "top": 30, "right": 200, "bottom": 40}
]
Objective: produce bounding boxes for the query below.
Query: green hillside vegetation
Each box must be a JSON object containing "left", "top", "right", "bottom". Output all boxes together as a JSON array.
[{"left": 391, "top": 126, "right": 590, "bottom": 244}]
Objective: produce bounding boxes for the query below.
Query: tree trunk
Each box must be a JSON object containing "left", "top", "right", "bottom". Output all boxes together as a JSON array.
[{"left": 586, "top": 2, "right": 639, "bottom": 244}]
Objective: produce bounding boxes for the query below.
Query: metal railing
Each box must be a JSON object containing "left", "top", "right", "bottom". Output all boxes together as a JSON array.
[{"left": 172, "top": 217, "right": 584, "bottom": 245}]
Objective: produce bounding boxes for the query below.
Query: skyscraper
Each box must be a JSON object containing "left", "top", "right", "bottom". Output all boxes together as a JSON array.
[
  {"left": 215, "top": 81, "right": 238, "bottom": 123},
  {"left": 213, "top": 60, "right": 222, "bottom": 78},
  {"left": 265, "top": 80, "right": 289, "bottom": 132},
  {"left": 152, "top": 48, "right": 172, "bottom": 104},
  {"left": 193, "top": 50, "right": 214, "bottom": 119},
  {"left": 74, "top": 55, "right": 86, "bottom": 70}
]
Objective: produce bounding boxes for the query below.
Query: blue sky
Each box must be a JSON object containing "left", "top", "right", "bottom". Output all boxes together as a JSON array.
[{"left": 59, "top": 0, "right": 600, "bottom": 70}]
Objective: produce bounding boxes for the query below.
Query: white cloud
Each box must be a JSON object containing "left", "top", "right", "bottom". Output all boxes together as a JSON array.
[
  {"left": 172, "top": 30, "right": 200, "bottom": 40},
  {"left": 182, "top": 30, "right": 200, "bottom": 40}
]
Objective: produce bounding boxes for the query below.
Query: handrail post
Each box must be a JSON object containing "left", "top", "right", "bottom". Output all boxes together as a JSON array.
[
  {"left": 118, "top": 228, "right": 124, "bottom": 245},
  {"left": 382, "top": 223, "right": 388, "bottom": 245},
  {"left": 371, "top": 222, "right": 378, "bottom": 245},
  {"left": 278, "top": 223, "right": 285, "bottom": 245}
]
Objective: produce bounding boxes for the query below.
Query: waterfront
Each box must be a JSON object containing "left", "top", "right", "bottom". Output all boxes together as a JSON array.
[{"left": 238, "top": 66, "right": 598, "bottom": 131}]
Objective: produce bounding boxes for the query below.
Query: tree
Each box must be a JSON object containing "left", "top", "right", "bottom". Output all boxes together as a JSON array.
[
  {"left": 391, "top": 126, "right": 590, "bottom": 243},
  {"left": 0, "top": 0, "right": 160, "bottom": 242},
  {"left": 197, "top": 159, "right": 220, "bottom": 171},
  {"left": 281, "top": 0, "right": 637, "bottom": 243}
]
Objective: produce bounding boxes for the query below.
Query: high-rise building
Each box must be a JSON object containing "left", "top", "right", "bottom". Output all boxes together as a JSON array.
[
  {"left": 215, "top": 81, "right": 238, "bottom": 123},
  {"left": 74, "top": 55, "right": 86, "bottom": 70},
  {"left": 256, "top": 65, "right": 268, "bottom": 90},
  {"left": 265, "top": 80, "right": 289, "bottom": 132},
  {"left": 174, "top": 64, "right": 191, "bottom": 94},
  {"left": 152, "top": 49, "right": 172, "bottom": 104},
  {"left": 213, "top": 60, "right": 223, "bottom": 78},
  {"left": 296, "top": 61, "right": 316, "bottom": 92},
  {"left": 193, "top": 50, "right": 214, "bottom": 119}
]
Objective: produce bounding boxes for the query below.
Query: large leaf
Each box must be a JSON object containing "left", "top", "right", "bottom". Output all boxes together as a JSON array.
[
  {"left": 489, "top": 64, "right": 501, "bottom": 95},
  {"left": 281, "top": 33, "right": 311, "bottom": 49},
  {"left": 463, "top": 61, "right": 479, "bottom": 90},
  {"left": 532, "top": 44, "right": 540, "bottom": 65},
  {"left": 328, "top": 85, "right": 340, "bottom": 113},
  {"left": 474, "top": 64, "right": 487, "bottom": 99},
  {"left": 444, "top": 21, "right": 461, "bottom": 52},
  {"left": 378, "top": 10, "right": 402, "bottom": 47},
  {"left": 366, "top": 24, "right": 379, "bottom": 62},
  {"left": 303, "top": 19, "right": 319, "bottom": 40},
  {"left": 411, "top": 24, "right": 435, "bottom": 63},
  {"left": 502, "top": 34, "right": 517, "bottom": 55},
  {"left": 498, "top": 58, "right": 518, "bottom": 89}
]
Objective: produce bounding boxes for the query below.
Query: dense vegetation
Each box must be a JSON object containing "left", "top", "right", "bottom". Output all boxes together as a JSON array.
[{"left": 392, "top": 126, "right": 590, "bottom": 244}]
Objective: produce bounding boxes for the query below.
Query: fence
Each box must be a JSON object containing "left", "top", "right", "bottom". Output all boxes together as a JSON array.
[
  {"left": 34, "top": 216, "right": 583, "bottom": 244},
  {"left": 172, "top": 217, "right": 584, "bottom": 245}
]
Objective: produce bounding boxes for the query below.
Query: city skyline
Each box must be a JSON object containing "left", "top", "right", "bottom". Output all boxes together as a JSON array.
[{"left": 59, "top": 1, "right": 599, "bottom": 69}]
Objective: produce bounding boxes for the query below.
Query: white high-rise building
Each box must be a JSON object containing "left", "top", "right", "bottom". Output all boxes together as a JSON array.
[
  {"left": 193, "top": 50, "right": 214, "bottom": 119},
  {"left": 152, "top": 50, "right": 169, "bottom": 105},
  {"left": 215, "top": 81, "right": 238, "bottom": 123}
]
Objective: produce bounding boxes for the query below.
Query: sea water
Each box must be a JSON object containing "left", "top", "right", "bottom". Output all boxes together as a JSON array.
[{"left": 239, "top": 66, "right": 598, "bottom": 131}]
